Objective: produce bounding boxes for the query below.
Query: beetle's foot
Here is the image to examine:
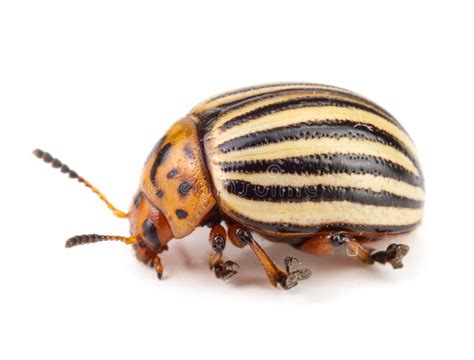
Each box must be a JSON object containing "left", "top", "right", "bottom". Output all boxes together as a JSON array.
[
  {"left": 371, "top": 244, "right": 410, "bottom": 269},
  {"left": 208, "top": 224, "right": 237, "bottom": 281},
  {"left": 212, "top": 260, "right": 239, "bottom": 281},
  {"left": 277, "top": 257, "right": 312, "bottom": 290},
  {"left": 284, "top": 256, "right": 302, "bottom": 273},
  {"left": 231, "top": 226, "right": 311, "bottom": 290},
  {"left": 153, "top": 255, "right": 164, "bottom": 280}
]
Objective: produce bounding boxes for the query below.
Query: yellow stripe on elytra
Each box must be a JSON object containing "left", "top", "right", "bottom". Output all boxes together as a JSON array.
[
  {"left": 213, "top": 137, "right": 420, "bottom": 177},
  {"left": 213, "top": 169, "right": 425, "bottom": 201},
  {"left": 210, "top": 92, "right": 394, "bottom": 132},
  {"left": 218, "top": 192, "right": 423, "bottom": 227},
  {"left": 191, "top": 84, "right": 358, "bottom": 114},
  {"left": 210, "top": 106, "right": 417, "bottom": 157}
]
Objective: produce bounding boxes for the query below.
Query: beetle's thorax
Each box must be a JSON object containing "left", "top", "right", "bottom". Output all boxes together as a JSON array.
[{"left": 136, "top": 116, "right": 216, "bottom": 241}]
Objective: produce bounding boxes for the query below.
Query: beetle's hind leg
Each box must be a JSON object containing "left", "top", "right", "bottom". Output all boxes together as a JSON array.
[
  {"left": 297, "top": 232, "right": 410, "bottom": 269},
  {"left": 228, "top": 225, "right": 311, "bottom": 290},
  {"left": 209, "top": 224, "right": 239, "bottom": 281},
  {"left": 343, "top": 233, "right": 409, "bottom": 269}
]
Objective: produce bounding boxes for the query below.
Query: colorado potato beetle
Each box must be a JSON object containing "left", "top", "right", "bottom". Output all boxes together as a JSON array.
[{"left": 34, "top": 83, "right": 423, "bottom": 289}]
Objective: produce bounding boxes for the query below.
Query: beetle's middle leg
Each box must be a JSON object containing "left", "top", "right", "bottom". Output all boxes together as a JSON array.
[
  {"left": 209, "top": 224, "right": 239, "bottom": 281},
  {"left": 228, "top": 224, "right": 311, "bottom": 290},
  {"left": 296, "top": 232, "right": 410, "bottom": 269}
]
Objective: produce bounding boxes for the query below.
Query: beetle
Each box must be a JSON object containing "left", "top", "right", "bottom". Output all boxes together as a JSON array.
[{"left": 34, "top": 83, "right": 424, "bottom": 289}]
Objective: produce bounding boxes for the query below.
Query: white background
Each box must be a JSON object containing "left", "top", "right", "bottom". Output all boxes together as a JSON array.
[{"left": 1, "top": 1, "right": 473, "bottom": 359}]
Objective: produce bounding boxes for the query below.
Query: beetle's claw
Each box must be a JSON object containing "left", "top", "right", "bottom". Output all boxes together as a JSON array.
[
  {"left": 386, "top": 244, "right": 410, "bottom": 269},
  {"left": 156, "top": 269, "right": 163, "bottom": 280},
  {"left": 153, "top": 255, "right": 164, "bottom": 280},
  {"left": 284, "top": 256, "right": 301, "bottom": 273},
  {"left": 279, "top": 256, "right": 312, "bottom": 290},
  {"left": 212, "top": 260, "right": 239, "bottom": 281},
  {"left": 371, "top": 244, "right": 410, "bottom": 269},
  {"left": 223, "top": 260, "right": 239, "bottom": 271}
]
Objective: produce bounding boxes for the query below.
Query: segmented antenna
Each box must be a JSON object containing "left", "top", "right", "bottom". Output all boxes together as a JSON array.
[
  {"left": 65, "top": 234, "right": 137, "bottom": 248},
  {"left": 33, "top": 149, "right": 128, "bottom": 219}
]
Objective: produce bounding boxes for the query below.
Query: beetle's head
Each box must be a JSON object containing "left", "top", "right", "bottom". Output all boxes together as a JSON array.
[{"left": 127, "top": 190, "right": 174, "bottom": 254}]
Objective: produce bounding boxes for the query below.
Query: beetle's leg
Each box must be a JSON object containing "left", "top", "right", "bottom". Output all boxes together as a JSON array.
[
  {"left": 133, "top": 239, "right": 168, "bottom": 278},
  {"left": 339, "top": 233, "right": 410, "bottom": 269},
  {"left": 228, "top": 224, "right": 311, "bottom": 290},
  {"left": 209, "top": 224, "right": 238, "bottom": 281},
  {"left": 153, "top": 254, "right": 164, "bottom": 280},
  {"left": 368, "top": 244, "right": 410, "bottom": 269},
  {"left": 297, "top": 232, "right": 409, "bottom": 269},
  {"left": 134, "top": 239, "right": 158, "bottom": 267}
]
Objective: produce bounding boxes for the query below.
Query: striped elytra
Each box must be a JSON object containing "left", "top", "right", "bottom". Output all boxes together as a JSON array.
[{"left": 188, "top": 83, "right": 424, "bottom": 238}]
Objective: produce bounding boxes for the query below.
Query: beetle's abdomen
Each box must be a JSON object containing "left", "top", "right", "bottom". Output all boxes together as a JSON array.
[{"left": 194, "top": 83, "right": 424, "bottom": 237}]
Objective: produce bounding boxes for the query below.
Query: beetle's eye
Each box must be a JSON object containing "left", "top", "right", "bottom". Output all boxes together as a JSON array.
[{"left": 142, "top": 219, "right": 162, "bottom": 251}]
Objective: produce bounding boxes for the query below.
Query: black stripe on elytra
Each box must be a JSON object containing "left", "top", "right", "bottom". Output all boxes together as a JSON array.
[
  {"left": 204, "top": 83, "right": 382, "bottom": 112},
  {"left": 219, "top": 154, "right": 424, "bottom": 187},
  {"left": 198, "top": 107, "right": 224, "bottom": 132},
  {"left": 197, "top": 88, "right": 399, "bottom": 134},
  {"left": 217, "top": 120, "right": 419, "bottom": 170},
  {"left": 229, "top": 210, "right": 421, "bottom": 236},
  {"left": 149, "top": 142, "right": 172, "bottom": 186},
  {"left": 223, "top": 180, "right": 423, "bottom": 209},
  {"left": 205, "top": 83, "right": 320, "bottom": 102},
  {"left": 219, "top": 97, "right": 399, "bottom": 132},
  {"left": 142, "top": 219, "right": 162, "bottom": 251},
  {"left": 214, "top": 87, "right": 397, "bottom": 125}
]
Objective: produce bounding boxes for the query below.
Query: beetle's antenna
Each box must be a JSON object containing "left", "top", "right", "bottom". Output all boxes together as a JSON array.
[
  {"left": 33, "top": 149, "right": 128, "bottom": 219},
  {"left": 65, "top": 234, "right": 137, "bottom": 248}
]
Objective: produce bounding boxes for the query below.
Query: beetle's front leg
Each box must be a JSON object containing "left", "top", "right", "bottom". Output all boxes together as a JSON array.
[
  {"left": 153, "top": 254, "right": 164, "bottom": 279},
  {"left": 228, "top": 224, "right": 311, "bottom": 290},
  {"left": 209, "top": 224, "right": 238, "bottom": 281},
  {"left": 134, "top": 239, "right": 167, "bottom": 279}
]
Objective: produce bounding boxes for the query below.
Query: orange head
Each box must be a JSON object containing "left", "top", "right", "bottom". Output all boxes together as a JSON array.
[{"left": 127, "top": 190, "right": 174, "bottom": 252}]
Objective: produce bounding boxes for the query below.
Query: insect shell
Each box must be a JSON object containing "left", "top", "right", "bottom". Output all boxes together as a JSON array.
[{"left": 34, "top": 83, "right": 424, "bottom": 290}]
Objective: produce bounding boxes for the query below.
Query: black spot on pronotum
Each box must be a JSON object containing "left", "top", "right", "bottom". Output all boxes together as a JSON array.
[
  {"left": 156, "top": 189, "right": 164, "bottom": 198},
  {"left": 149, "top": 142, "right": 172, "bottom": 186},
  {"left": 184, "top": 146, "right": 195, "bottom": 160},
  {"left": 134, "top": 192, "right": 143, "bottom": 208},
  {"left": 175, "top": 209, "right": 188, "bottom": 219},
  {"left": 167, "top": 168, "right": 178, "bottom": 179},
  {"left": 145, "top": 136, "right": 166, "bottom": 164},
  {"left": 142, "top": 219, "right": 161, "bottom": 250},
  {"left": 178, "top": 181, "right": 192, "bottom": 196}
]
